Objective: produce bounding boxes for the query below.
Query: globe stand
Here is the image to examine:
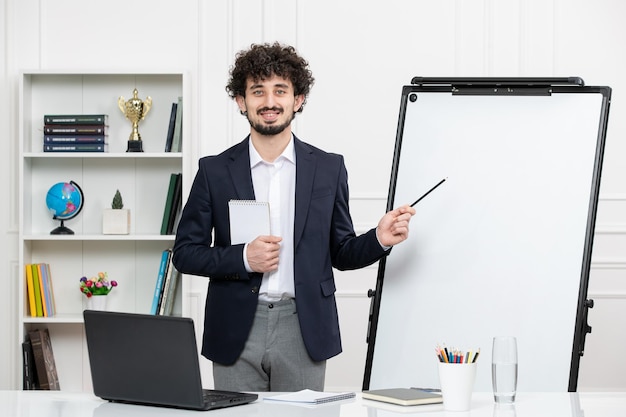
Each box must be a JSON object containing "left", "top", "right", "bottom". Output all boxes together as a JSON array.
[{"left": 50, "top": 218, "right": 75, "bottom": 235}]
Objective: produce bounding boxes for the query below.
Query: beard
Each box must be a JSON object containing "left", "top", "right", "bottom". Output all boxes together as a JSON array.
[{"left": 247, "top": 107, "right": 295, "bottom": 136}]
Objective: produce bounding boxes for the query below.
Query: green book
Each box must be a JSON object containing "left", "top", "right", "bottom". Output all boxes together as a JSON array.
[
  {"left": 31, "top": 264, "right": 44, "bottom": 317},
  {"left": 166, "top": 173, "right": 182, "bottom": 234},
  {"left": 160, "top": 174, "right": 178, "bottom": 235}
]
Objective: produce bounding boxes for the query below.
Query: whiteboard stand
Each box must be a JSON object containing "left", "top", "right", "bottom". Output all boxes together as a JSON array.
[{"left": 363, "top": 77, "right": 611, "bottom": 392}]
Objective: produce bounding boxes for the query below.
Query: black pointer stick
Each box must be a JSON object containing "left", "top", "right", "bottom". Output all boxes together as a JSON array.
[{"left": 410, "top": 178, "right": 447, "bottom": 207}]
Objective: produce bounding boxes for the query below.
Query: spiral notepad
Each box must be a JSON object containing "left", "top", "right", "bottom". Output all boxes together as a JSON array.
[
  {"left": 228, "top": 200, "right": 270, "bottom": 244},
  {"left": 264, "top": 389, "right": 356, "bottom": 405}
]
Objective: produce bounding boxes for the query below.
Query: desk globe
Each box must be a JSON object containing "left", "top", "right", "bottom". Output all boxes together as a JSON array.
[{"left": 46, "top": 181, "right": 84, "bottom": 235}]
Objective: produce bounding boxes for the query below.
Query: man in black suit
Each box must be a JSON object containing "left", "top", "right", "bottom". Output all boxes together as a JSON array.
[{"left": 172, "top": 42, "right": 415, "bottom": 391}]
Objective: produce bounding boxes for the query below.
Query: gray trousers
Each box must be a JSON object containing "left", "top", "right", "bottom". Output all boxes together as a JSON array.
[{"left": 212, "top": 298, "right": 326, "bottom": 392}]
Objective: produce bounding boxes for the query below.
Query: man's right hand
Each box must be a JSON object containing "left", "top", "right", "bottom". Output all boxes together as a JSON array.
[{"left": 246, "top": 235, "right": 282, "bottom": 273}]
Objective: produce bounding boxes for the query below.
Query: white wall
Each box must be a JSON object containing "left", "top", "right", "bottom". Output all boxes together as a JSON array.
[{"left": 2, "top": 0, "right": 625, "bottom": 391}]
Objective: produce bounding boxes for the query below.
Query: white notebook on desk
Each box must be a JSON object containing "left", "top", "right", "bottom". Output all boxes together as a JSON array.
[
  {"left": 264, "top": 389, "right": 356, "bottom": 405},
  {"left": 228, "top": 200, "right": 270, "bottom": 244}
]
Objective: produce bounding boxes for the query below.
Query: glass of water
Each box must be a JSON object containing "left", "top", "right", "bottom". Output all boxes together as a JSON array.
[{"left": 492, "top": 336, "right": 518, "bottom": 403}]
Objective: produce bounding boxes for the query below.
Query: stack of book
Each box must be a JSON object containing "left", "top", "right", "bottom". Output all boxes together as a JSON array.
[
  {"left": 24, "top": 263, "right": 56, "bottom": 317},
  {"left": 43, "top": 114, "right": 108, "bottom": 152}
]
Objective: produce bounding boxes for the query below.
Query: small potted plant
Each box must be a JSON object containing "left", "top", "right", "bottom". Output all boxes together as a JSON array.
[
  {"left": 102, "top": 189, "right": 130, "bottom": 234},
  {"left": 80, "top": 272, "right": 118, "bottom": 310}
]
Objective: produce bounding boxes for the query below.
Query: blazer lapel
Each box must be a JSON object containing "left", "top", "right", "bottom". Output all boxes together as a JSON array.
[
  {"left": 294, "top": 137, "right": 316, "bottom": 248},
  {"left": 227, "top": 136, "right": 315, "bottom": 247},
  {"left": 227, "top": 137, "right": 256, "bottom": 200}
]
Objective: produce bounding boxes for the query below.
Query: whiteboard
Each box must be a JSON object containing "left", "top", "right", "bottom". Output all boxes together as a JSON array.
[{"left": 364, "top": 79, "right": 610, "bottom": 392}]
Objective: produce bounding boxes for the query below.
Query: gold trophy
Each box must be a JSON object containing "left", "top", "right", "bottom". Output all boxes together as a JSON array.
[{"left": 118, "top": 88, "right": 152, "bottom": 152}]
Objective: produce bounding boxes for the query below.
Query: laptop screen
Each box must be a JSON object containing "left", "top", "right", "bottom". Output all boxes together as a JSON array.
[
  {"left": 83, "top": 310, "right": 258, "bottom": 413},
  {"left": 84, "top": 310, "right": 207, "bottom": 408}
]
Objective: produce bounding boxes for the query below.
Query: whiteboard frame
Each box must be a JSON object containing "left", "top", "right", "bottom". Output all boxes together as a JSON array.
[{"left": 362, "top": 77, "right": 611, "bottom": 392}]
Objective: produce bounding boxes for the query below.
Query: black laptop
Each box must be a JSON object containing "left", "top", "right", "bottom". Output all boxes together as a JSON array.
[{"left": 83, "top": 310, "right": 258, "bottom": 411}]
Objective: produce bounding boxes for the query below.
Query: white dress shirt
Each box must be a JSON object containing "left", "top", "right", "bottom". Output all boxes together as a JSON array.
[{"left": 244, "top": 137, "right": 296, "bottom": 301}]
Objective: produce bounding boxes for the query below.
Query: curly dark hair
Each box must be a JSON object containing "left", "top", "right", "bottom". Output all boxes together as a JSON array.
[{"left": 225, "top": 42, "right": 315, "bottom": 113}]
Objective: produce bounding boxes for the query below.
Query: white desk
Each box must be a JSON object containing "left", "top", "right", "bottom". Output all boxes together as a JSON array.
[{"left": 2, "top": 391, "right": 625, "bottom": 417}]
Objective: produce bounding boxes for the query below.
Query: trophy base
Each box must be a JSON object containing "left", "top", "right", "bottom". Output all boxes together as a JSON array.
[{"left": 126, "top": 140, "right": 144, "bottom": 152}]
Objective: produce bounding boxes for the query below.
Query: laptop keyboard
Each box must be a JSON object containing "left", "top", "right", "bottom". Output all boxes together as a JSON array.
[
  {"left": 203, "top": 391, "right": 228, "bottom": 401},
  {"left": 203, "top": 390, "right": 240, "bottom": 404}
]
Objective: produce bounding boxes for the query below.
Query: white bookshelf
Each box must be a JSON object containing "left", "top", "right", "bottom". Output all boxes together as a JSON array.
[{"left": 18, "top": 71, "right": 190, "bottom": 391}]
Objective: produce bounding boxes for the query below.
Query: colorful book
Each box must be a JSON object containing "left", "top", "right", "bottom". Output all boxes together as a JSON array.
[
  {"left": 158, "top": 253, "right": 177, "bottom": 315},
  {"left": 43, "top": 114, "right": 108, "bottom": 125},
  {"left": 25, "top": 264, "right": 37, "bottom": 317},
  {"left": 44, "top": 135, "right": 107, "bottom": 144},
  {"left": 44, "top": 125, "right": 107, "bottom": 135},
  {"left": 156, "top": 249, "right": 173, "bottom": 314},
  {"left": 150, "top": 249, "right": 171, "bottom": 315},
  {"left": 30, "top": 264, "right": 44, "bottom": 317},
  {"left": 28, "top": 329, "right": 61, "bottom": 390},
  {"left": 36, "top": 263, "right": 48, "bottom": 317},
  {"left": 38, "top": 263, "right": 53, "bottom": 317},
  {"left": 44, "top": 263, "right": 57, "bottom": 316},
  {"left": 43, "top": 143, "right": 107, "bottom": 152},
  {"left": 161, "top": 267, "right": 180, "bottom": 316},
  {"left": 164, "top": 102, "right": 178, "bottom": 152},
  {"left": 38, "top": 263, "right": 55, "bottom": 317}
]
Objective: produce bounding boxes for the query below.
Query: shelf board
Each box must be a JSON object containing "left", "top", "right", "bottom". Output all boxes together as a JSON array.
[
  {"left": 22, "top": 69, "right": 186, "bottom": 76},
  {"left": 23, "top": 234, "right": 175, "bottom": 241},
  {"left": 24, "top": 152, "right": 182, "bottom": 159},
  {"left": 23, "top": 314, "right": 84, "bottom": 324}
]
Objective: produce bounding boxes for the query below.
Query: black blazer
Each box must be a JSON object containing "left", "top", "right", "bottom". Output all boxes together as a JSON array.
[{"left": 172, "top": 136, "right": 389, "bottom": 365}]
